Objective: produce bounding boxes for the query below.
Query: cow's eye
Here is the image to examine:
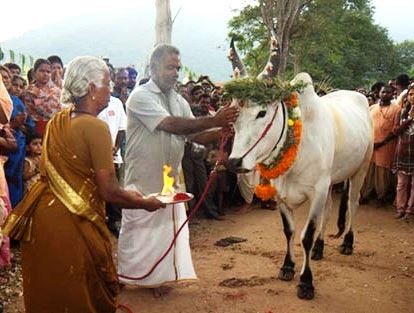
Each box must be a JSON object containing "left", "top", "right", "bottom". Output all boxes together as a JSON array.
[{"left": 256, "top": 110, "right": 266, "bottom": 119}]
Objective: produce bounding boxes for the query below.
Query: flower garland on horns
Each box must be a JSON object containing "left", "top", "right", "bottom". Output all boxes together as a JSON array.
[
  {"left": 255, "top": 92, "right": 302, "bottom": 201},
  {"left": 223, "top": 77, "right": 306, "bottom": 201}
]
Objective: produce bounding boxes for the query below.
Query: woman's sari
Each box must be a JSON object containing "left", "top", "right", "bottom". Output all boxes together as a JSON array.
[
  {"left": 3, "top": 108, "right": 119, "bottom": 312},
  {"left": 5, "top": 95, "right": 35, "bottom": 207}
]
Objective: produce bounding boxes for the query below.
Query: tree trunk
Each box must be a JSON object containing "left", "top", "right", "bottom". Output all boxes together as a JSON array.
[
  {"left": 259, "top": 0, "right": 309, "bottom": 75},
  {"left": 155, "top": 0, "right": 172, "bottom": 45}
]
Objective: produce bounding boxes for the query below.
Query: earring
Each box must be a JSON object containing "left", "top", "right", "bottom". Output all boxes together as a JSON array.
[{"left": 92, "top": 96, "right": 96, "bottom": 100}]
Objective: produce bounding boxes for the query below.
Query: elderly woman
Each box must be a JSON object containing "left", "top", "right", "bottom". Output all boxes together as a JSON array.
[
  {"left": 22, "top": 58, "right": 62, "bottom": 135},
  {"left": 3, "top": 56, "right": 165, "bottom": 313}
]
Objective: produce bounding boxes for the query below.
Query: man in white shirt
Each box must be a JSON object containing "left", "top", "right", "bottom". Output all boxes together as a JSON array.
[
  {"left": 98, "top": 95, "right": 127, "bottom": 236},
  {"left": 117, "top": 44, "right": 239, "bottom": 297}
]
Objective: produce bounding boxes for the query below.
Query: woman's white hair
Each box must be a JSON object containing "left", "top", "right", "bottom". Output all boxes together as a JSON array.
[{"left": 61, "top": 56, "right": 108, "bottom": 105}]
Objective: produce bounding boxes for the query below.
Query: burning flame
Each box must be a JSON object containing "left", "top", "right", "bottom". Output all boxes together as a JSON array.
[{"left": 161, "top": 165, "right": 175, "bottom": 195}]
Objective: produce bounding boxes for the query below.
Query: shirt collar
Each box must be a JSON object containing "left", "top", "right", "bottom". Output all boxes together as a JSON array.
[{"left": 145, "top": 79, "right": 163, "bottom": 94}]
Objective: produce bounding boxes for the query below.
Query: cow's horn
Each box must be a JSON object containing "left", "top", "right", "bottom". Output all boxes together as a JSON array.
[
  {"left": 257, "top": 29, "right": 280, "bottom": 80},
  {"left": 228, "top": 37, "right": 247, "bottom": 77}
]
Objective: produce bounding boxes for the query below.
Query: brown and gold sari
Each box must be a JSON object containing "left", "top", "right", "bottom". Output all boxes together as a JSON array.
[{"left": 3, "top": 108, "right": 119, "bottom": 312}]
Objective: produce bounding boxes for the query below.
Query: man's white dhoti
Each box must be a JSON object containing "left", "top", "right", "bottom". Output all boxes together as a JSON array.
[
  {"left": 118, "top": 79, "right": 198, "bottom": 287},
  {"left": 118, "top": 202, "right": 197, "bottom": 286}
]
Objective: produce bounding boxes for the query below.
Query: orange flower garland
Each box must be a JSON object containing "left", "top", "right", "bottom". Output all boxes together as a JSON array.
[{"left": 255, "top": 92, "right": 302, "bottom": 201}]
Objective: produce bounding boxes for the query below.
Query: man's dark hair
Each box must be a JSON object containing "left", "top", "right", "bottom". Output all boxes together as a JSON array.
[
  {"left": 4, "top": 63, "right": 21, "bottom": 73},
  {"left": 47, "top": 55, "right": 63, "bottom": 67},
  {"left": 26, "top": 130, "right": 42, "bottom": 145},
  {"left": 395, "top": 74, "right": 410, "bottom": 89},
  {"left": 33, "top": 58, "right": 51, "bottom": 72},
  {"left": 190, "top": 85, "right": 203, "bottom": 96},
  {"left": 127, "top": 67, "right": 138, "bottom": 77},
  {"left": 12, "top": 75, "right": 27, "bottom": 85},
  {"left": 115, "top": 68, "right": 128, "bottom": 77},
  {"left": 371, "top": 81, "right": 385, "bottom": 92}
]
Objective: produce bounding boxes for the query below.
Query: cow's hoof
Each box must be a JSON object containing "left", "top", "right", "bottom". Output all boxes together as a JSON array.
[
  {"left": 311, "top": 239, "right": 324, "bottom": 260},
  {"left": 311, "top": 249, "right": 323, "bottom": 260},
  {"left": 297, "top": 282, "right": 315, "bottom": 300},
  {"left": 338, "top": 244, "right": 353, "bottom": 255},
  {"left": 278, "top": 266, "right": 295, "bottom": 281}
]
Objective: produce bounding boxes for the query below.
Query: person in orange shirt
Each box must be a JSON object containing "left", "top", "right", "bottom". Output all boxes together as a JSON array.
[{"left": 362, "top": 85, "right": 401, "bottom": 205}]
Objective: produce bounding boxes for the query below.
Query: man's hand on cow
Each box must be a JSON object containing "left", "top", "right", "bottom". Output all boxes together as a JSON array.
[{"left": 214, "top": 105, "right": 239, "bottom": 127}]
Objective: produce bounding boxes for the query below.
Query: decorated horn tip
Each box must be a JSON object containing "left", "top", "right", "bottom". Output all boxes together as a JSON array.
[
  {"left": 266, "top": 64, "right": 273, "bottom": 72},
  {"left": 233, "top": 67, "right": 241, "bottom": 78}
]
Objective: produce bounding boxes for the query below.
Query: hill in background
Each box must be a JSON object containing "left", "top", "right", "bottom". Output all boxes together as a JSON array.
[{"left": 2, "top": 10, "right": 235, "bottom": 82}]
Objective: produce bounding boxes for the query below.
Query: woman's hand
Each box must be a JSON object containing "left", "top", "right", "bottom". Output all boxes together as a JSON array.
[{"left": 140, "top": 196, "right": 166, "bottom": 212}]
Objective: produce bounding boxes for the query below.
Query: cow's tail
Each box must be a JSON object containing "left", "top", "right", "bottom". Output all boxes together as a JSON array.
[{"left": 334, "top": 180, "right": 349, "bottom": 238}]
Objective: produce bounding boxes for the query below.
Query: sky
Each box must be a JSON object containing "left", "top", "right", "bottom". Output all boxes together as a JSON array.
[{"left": 0, "top": 0, "right": 412, "bottom": 43}]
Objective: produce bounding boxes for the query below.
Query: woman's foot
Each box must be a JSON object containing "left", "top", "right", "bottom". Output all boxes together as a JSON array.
[
  {"left": 394, "top": 212, "right": 405, "bottom": 219},
  {"left": 152, "top": 286, "right": 173, "bottom": 298},
  {"left": 403, "top": 212, "right": 414, "bottom": 220}
]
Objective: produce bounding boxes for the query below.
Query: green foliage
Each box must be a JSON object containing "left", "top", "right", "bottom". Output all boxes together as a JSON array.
[
  {"left": 395, "top": 40, "right": 414, "bottom": 77},
  {"left": 223, "top": 77, "right": 307, "bottom": 106},
  {"left": 228, "top": 0, "right": 407, "bottom": 89},
  {"left": 9, "top": 50, "right": 15, "bottom": 63},
  {"left": 0, "top": 45, "right": 37, "bottom": 75},
  {"left": 182, "top": 64, "right": 199, "bottom": 82}
]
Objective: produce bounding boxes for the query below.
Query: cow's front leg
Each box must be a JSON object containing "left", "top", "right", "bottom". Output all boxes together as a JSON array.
[
  {"left": 278, "top": 204, "right": 295, "bottom": 281},
  {"left": 298, "top": 186, "right": 328, "bottom": 300}
]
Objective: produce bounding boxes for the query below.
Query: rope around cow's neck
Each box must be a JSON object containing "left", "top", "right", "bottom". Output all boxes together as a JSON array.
[{"left": 240, "top": 101, "right": 286, "bottom": 161}]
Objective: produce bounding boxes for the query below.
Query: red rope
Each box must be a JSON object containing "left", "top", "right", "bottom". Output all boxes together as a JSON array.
[
  {"left": 117, "top": 303, "right": 135, "bottom": 313},
  {"left": 240, "top": 105, "right": 279, "bottom": 160},
  {"left": 118, "top": 135, "right": 229, "bottom": 281}
]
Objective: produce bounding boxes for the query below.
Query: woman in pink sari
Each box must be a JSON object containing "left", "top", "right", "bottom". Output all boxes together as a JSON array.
[
  {"left": 22, "top": 59, "right": 61, "bottom": 136},
  {"left": 0, "top": 72, "right": 15, "bottom": 268}
]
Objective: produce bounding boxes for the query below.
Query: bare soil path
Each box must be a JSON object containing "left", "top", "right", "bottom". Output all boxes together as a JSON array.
[{"left": 3, "top": 196, "right": 414, "bottom": 313}]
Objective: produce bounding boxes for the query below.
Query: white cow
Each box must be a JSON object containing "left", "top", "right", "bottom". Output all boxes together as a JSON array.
[{"left": 227, "top": 73, "right": 373, "bottom": 300}]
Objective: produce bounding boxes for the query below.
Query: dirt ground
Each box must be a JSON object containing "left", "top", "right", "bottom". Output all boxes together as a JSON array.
[{"left": 2, "top": 195, "right": 414, "bottom": 313}]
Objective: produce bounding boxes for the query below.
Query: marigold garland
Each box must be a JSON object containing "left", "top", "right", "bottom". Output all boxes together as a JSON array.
[
  {"left": 255, "top": 92, "right": 302, "bottom": 201},
  {"left": 255, "top": 178, "right": 276, "bottom": 201}
]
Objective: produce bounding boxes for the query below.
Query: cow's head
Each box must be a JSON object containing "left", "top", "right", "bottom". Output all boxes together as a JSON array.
[
  {"left": 224, "top": 38, "right": 311, "bottom": 173},
  {"left": 227, "top": 96, "right": 286, "bottom": 173},
  {"left": 226, "top": 34, "right": 291, "bottom": 173}
]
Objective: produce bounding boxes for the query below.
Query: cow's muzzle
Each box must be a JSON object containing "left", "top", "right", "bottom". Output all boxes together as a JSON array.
[{"left": 227, "top": 157, "right": 250, "bottom": 173}]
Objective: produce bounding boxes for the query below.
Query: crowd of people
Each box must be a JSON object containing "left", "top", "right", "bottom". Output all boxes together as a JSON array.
[
  {"left": 0, "top": 44, "right": 413, "bottom": 312},
  {"left": 357, "top": 74, "right": 414, "bottom": 221}
]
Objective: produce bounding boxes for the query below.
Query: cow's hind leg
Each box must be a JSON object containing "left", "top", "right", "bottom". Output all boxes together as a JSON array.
[
  {"left": 278, "top": 203, "right": 296, "bottom": 281},
  {"left": 298, "top": 186, "right": 328, "bottom": 300},
  {"left": 339, "top": 145, "right": 372, "bottom": 255},
  {"left": 311, "top": 186, "right": 333, "bottom": 261}
]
